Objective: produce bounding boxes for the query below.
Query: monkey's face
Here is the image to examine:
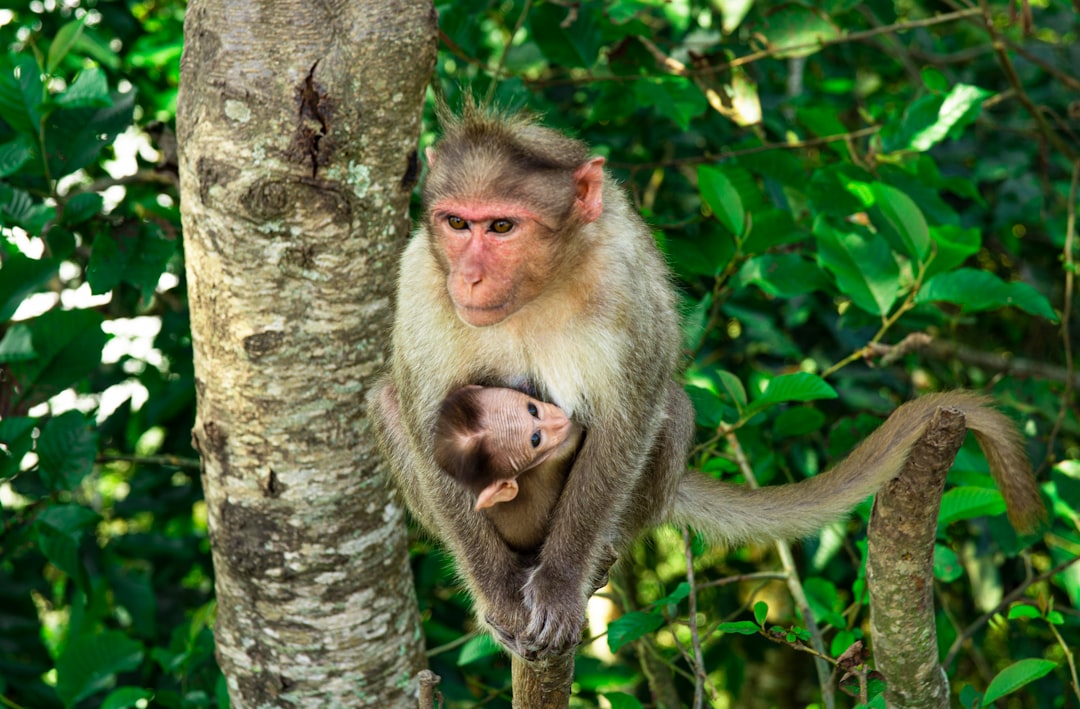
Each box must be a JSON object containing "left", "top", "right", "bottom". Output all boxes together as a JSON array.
[{"left": 430, "top": 199, "right": 558, "bottom": 327}]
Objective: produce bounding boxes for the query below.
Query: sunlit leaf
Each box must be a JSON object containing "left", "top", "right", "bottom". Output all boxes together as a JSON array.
[
  {"left": 933, "top": 544, "right": 963, "bottom": 582},
  {"left": 938, "top": 486, "right": 1006, "bottom": 527},
  {"left": 698, "top": 165, "right": 745, "bottom": 237},
  {"left": 751, "top": 372, "right": 837, "bottom": 411},
  {"left": 457, "top": 634, "right": 501, "bottom": 665},
  {"left": 814, "top": 218, "right": 900, "bottom": 316},
  {"left": 607, "top": 610, "right": 664, "bottom": 652},
  {"left": 917, "top": 268, "right": 1058, "bottom": 321},
  {"left": 54, "top": 67, "right": 112, "bottom": 109},
  {"left": 870, "top": 183, "right": 930, "bottom": 260},
  {"left": 47, "top": 17, "right": 88, "bottom": 73},
  {"left": 761, "top": 5, "right": 840, "bottom": 58},
  {"left": 982, "top": 658, "right": 1058, "bottom": 705}
]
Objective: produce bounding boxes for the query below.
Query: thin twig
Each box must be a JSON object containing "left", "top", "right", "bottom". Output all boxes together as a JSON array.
[
  {"left": 97, "top": 454, "right": 201, "bottom": 470},
  {"left": 485, "top": 0, "right": 532, "bottom": 103},
  {"left": 682, "top": 527, "right": 707, "bottom": 709},
  {"left": 1045, "top": 160, "right": 1078, "bottom": 464},
  {"left": 725, "top": 432, "right": 836, "bottom": 709},
  {"left": 942, "top": 555, "right": 1080, "bottom": 669}
]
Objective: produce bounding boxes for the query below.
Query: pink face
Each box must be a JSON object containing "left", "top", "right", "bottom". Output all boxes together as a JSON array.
[
  {"left": 430, "top": 199, "right": 554, "bottom": 327},
  {"left": 427, "top": 156, "right": 606, "bottom": 328}
]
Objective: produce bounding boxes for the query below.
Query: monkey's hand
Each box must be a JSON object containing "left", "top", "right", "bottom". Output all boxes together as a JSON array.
[{"left": 518, "top": 567, "right": 589, "bottom": 658}]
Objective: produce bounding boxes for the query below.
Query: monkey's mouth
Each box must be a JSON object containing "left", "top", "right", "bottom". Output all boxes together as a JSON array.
[{"left": 455, "top": 302, "right": 511, "bottom": 327}]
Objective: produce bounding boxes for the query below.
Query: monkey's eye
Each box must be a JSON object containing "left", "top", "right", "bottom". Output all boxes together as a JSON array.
[
  {"left": 530, "top": 431, "right": 541, "bottom": 448},
  {"left": 447, "top": 215, "right": 468, "bottom": 230},
  {"left": 527, "top": 402, "right": 538, "bottom": 417},
  {"left": 490, "top": 219, "right": 514, "bottom": 234}
]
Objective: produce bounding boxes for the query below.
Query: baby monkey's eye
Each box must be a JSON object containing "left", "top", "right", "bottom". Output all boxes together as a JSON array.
[
  {"left": 527, "top": 402, "right": 538, "bottom": 417},
  {"left": 491, "top": 219, "right": 514, "bottom": 234},
  {"left": 447, "top": 215, "right": 468, "bottom": 230},
  {"left": 530, "top": 431, "right": 541, "bottom": 448}
]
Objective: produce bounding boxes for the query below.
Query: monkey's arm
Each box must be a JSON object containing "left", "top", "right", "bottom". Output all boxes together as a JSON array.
[
  {"left": 369, "top": 379, "right": 534, "bottom": 622},
  {"left": 668, "top": 391, "right": 1045, "bottom": 546},
  {"left": 512, "top": 375, "right": 679, "bottom": 657}
]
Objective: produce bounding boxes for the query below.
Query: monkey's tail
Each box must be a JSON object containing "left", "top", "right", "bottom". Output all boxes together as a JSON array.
[{"left": 668, "top": 392, "right": 1045, "bottom": 547}]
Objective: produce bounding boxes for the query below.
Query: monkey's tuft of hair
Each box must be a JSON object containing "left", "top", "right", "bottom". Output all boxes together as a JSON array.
[{"left": 432, "top": 387, "right": 494, "bottom": 494}]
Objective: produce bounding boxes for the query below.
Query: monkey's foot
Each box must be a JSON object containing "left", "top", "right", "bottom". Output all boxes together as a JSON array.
[{"left": 519, "top": 575, "right": 588, "bottom": 658}]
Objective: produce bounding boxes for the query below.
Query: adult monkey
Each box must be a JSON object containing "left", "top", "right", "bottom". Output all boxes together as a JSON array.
[{"left": 369, "top": 102, "right": 1045, "bottom": 659}]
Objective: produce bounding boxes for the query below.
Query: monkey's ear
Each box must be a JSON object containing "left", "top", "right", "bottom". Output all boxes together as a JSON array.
[
  {"left": 425, "top": 146, "right": 437, "bottom": 169},
  {"left": 573, "top": 157, "right": 606, "bottom": 224},
  {"left": 475, "top": 479, "right": 519, "bottom": 510}
]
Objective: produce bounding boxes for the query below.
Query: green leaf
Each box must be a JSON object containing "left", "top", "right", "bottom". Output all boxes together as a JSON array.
[
  {"left": 61, "top": 192, "right": 104, "bottom": 226},
  {"left": 0, "top": 56, "right": 44, "bottom": 134},
  {"left": 1006, "top": 604, "right": 1041, "bottom": 621},
  {"left": 716, "top": 621, "right": 760, "bottom": 635},
  {"left": 681, "top": 292, "right": 710, "bottom": 353},
  {"left": 761, "top": 5, "right": 841, "bottom": 58},
  {"left": 982, "top": 658, "right": 1058, "bottom": 705},
  {"left": 698, "top": 165, "right": 746, "bottom": 237},
  {"left": 635, "top": 77, "right": 708, "bottom": 131},
  {"left": 917, "top": 268, "right": 1058, "bottom": 321},
  {"left": 0, "top": 134, "right": 35, "bottom": 177},
  {"left": 926, "top": 225, "right": 981, "bottom": 278},
  {"left": 37, "top": 410, "right": 99, "bottom": 492},
  {"left": 0, "top": 323, "right": 35, "bottom": 363},
  {"left": 870, "top": 183, "right": 930, "bottom": 260},
  {"left": 716, "top": 371, "right": 748, "bottom": 410},
  {"left": 607, "top": 610, "right": 664, "bottom": 653},
  {"left": 0, "top": 252, "right": 60, "bottom": 322},
  {"left": 686, "top": 385, "right": 724, "bottom": 428},
  {"left": 34, "top": 503, "right": 100, "bottom": 587},
  {"left": 773, "top": 407, "right": 826, "bottom": 437},
  {"left": 55, "top": 630, "right": 144, "bottom": 707},
  {"left": 737, "top": 254, "right": 827, "bottom": 297},
  {"left": 88, "top": 223, "right": 177, "bottom": 301},
  {"left": 933, "top": 544, "right": 963, "bottom": 582},
  {"left": 885, "top": 84, "right": 991, "bottom": 153},
  {"left": 815, "top": 218, "right": 900, "bottom": 316},
  {"left": 0, "top": 415, "right": 36, "bottom": 480},
  {"left": 922, "top": 67, "right": 948, "bottom": 93},
  {"left": 741, "top": 208, "right": 802, "bottom": 254},
  {"left": 602, "top": 692, "right": 644, "bottom": 709},
  {"left": 0, "top": 184, "right": 56, "bottom": 233},
  {"left": 655, "top": 582, "right": 691, "bottom": 608},
  {"left": 47, "top": 17, "right": 88, "bottom": 74},
  {"left": 44, "top": 88, "right": 135, "bottom": 178},
  {"left": 753, "top": 601, "right": 768, "bottom": 626},
  {"left": 8, "top": 309, "right": 108, "bottom": 408},
  {"left": 54, "top": 68, "right": 112, "bottom": 109},
  {"left": 938, "top": 486, "right": 1006, "bottom": 527},
  {"left": 751, "top": 372, "right": 837, "bottom": 411},
  {"left": 457, "top": 634, "right": 501, "bottom": 666},
  {"left": 101, "top": 687, "right": 154, "bottom": 709},
  {"left": 529, "top": 3, "right": 601, "bottom": 68}
]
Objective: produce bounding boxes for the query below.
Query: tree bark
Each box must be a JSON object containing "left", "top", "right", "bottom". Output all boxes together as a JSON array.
[
  {"left": 867, "top": 407, "right": 966, "bottom": 709},
  {"left": 511, "top": 653, "right": 574, "bottom": 708},
  {"left": 177, "top": 2, "right": 436, "bottom": 707}
]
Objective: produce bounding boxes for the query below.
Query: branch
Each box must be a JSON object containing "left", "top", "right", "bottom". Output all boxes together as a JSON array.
[
  {"left": 510, "top": 652, "right": 574, "bottom": 708},
  {"left": 867, "top": 406, "right": 967, "bottom": 708}
]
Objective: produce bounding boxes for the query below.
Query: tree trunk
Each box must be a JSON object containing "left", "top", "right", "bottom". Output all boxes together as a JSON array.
[
  {"left": 177, "top": 3, "right": 436, "bottom": 707},
  {"left": 867, "top": 407, "right": 966, "bottom": 709}
]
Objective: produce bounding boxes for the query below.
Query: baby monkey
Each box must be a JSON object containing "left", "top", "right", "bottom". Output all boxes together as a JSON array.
[{"left": 433, "top": 385, "right": 582, "bottom": 555}]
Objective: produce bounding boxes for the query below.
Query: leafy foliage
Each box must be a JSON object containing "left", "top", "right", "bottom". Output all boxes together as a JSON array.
[{"left": 1, "top": 1, "right": 1077, "bottom": 708}]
